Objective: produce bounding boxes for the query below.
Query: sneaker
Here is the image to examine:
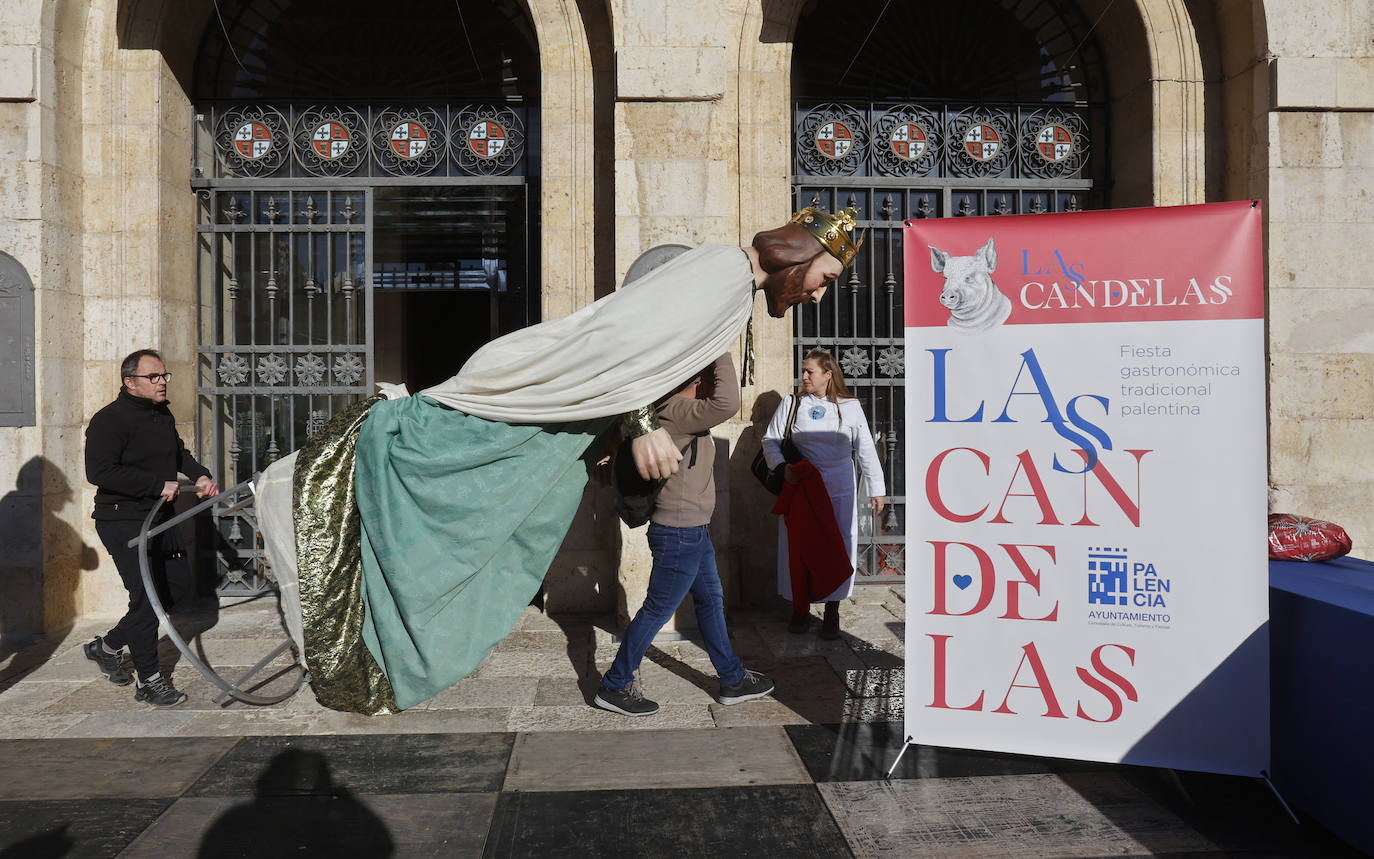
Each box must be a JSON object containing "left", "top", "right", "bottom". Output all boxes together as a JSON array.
[
  {"left": 718, "top": 669, "right": 775, "bottom": 705},
  {"left": 83, "top": 636, "right": 132, "bottom": 686},
  {"left": 593, "top": 682, "right": 659, "bottom": 717},
  {"left": 134, "top": 675, "right": 187, "bottom": 707}
]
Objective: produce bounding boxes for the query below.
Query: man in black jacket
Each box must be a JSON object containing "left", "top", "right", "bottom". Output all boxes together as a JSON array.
[{"left": 84, "top": 349, "right": 220, "bottom": 707}]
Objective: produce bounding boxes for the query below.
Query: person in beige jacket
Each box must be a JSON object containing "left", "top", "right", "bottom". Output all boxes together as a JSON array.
[{"left": 595, "top": 352, "right": 775, "bottom": 716}]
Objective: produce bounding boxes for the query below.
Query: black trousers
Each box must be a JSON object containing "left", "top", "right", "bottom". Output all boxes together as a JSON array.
[{"left": 95, "top": 519, "right": 166, "bottom": 682}]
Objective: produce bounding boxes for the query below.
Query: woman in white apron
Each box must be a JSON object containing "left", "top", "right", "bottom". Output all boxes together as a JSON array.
[{"left": 761, "top": 348, "right": 886, "bottom": 638}]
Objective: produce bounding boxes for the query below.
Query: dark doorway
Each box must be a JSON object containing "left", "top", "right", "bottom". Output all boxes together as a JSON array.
[
  {"left": 372, "top": 184, "right": 533, "bottom": 392},
  {"left": 400, "top": 291, "right": 492, "bottom": 391}
]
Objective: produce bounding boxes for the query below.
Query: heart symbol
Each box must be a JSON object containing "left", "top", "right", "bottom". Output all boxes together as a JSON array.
[{"left": 953, "top": 574, "right": 973, "bottom": 590}]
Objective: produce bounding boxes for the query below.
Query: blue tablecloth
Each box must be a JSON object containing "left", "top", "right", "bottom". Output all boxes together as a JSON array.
[{"left": 1269, "top": 556, "right": 1374, "bottom": 856}]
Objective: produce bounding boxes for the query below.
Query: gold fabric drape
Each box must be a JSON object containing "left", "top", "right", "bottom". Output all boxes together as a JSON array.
[{"left": 293, "top": 396, "right": 398, "bottom": 715}]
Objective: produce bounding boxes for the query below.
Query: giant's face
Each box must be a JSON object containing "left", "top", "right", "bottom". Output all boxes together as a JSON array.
[
  {"left": 760, "top": 252, "right": 843, "bottom": 318},
  {"left": 802, "top": 253, "right": 843, "bottom": 305}
]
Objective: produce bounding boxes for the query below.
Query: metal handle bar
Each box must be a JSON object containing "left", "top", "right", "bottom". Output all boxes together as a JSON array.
[
  {"left": 126, "top": 478, "right": 257, "bottom": 548},
  {"left": 130, "top": 479, "right": 308, "bottom": 705}
]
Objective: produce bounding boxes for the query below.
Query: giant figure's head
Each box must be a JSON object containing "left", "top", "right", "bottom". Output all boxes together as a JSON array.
[{"left": 752, "top": 207, "right": 864, "bottom": 318}]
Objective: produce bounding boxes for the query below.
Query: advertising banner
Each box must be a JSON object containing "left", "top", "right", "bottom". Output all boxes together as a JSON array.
[{"left": 902, "top": 201, "right": 1267, "bottom": 776}]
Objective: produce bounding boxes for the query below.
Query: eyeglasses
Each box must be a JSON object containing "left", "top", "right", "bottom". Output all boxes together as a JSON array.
[{"left": 128, "top": 373, "right": 172, "bottom": 383}]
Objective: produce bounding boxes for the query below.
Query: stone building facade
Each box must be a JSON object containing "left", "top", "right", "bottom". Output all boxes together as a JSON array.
[{"left": 0, "top": 0, "right": 1370, "bottom": 643}]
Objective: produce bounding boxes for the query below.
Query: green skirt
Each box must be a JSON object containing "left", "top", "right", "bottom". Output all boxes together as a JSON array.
[{"left": 294, "top": 394, "right": 608, "bottom": 713}]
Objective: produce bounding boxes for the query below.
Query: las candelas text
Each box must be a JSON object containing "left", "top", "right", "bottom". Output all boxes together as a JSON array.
[{"left": 923, "top": 346, "right": 1147, "bottom": 724}]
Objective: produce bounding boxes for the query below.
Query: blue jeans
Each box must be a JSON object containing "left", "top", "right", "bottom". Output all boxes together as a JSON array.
[{"left": 602, "top": 524, "right": 745, "bottom": 691}]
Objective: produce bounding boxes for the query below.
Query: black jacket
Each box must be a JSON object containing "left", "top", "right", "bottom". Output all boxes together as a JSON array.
[{"left": 85, "top": 389, "right": 212, "bottom": 520}]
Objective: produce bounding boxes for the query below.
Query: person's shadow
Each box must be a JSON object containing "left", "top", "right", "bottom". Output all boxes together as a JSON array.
[
  {"left": 197, "top": 749, "right": 393, "bottom": 857},
  {"left": 0, "top": 457, "right": 98, "bottom": 678},
  {"left": 730, "top": 389, "right": 785, "bottom": 608}
]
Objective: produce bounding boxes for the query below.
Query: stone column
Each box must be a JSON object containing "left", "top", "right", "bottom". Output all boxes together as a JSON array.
[
  {"left": 610, "top": 1, "right": 742, "bottom": 632},
  {"left": 1264, "top": 28, "right": 1374, "bottom": 550}
]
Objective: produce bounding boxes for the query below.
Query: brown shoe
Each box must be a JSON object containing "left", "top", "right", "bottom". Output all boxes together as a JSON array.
[
  {"left": 787, "top": 611, "right": 811, "bottom": 634},
  {"left": 819, "top": 601, "right": 841, "bottom": 640}
]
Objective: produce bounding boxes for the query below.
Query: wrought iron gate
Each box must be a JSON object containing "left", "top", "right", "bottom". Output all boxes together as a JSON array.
[
  {"left": 792, "top": 100, "right": 1105, "bottom": 584},
  {"left": 193, "top": 102, "right": 533, "bottom": 593},
  {"left": 194, "top": 185, "right": 372, "bottom": 591}
]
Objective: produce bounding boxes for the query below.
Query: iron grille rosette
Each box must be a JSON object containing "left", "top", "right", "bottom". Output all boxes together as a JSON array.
[
  {"left": 945, "top": 107, "right": 1014, "bottom": 179},
  {"left": 871, "top": 105, "right": 941, "bottom": 177},
  {"left": 451, "top": 106, "right": 525, "bottom": 176},
  {"left": 216, "top": 106, "right": 289, "bottom": 178},
  {"left": 373, "top": 108, "right": 447, "bottom": 176},
  {"left": 293, "top": 106, "right": 367, "bottom": 177},
  {"left": 795, "top": 104, "right": 867, "bottom": 176}
]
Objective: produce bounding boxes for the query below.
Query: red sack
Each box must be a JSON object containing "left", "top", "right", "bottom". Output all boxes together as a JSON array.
[{"left": 1268, "top": 513, "right": 1353, "bottom": 561}]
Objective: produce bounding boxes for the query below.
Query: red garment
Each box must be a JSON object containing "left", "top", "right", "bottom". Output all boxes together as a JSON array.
[{"left": 771, "top": 460, "right": 852, "bottom": 614}]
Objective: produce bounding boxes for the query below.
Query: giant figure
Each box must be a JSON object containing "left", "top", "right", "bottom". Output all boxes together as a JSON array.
[{"left": 256, "top": 207, "right": 864, "bottom": 714}]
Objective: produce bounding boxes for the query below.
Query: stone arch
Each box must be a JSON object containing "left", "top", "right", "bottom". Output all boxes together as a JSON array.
[
  {"left": 736, "top": 0, "right": 1210, "bottom": 222},
  {"left": 732, "top": 0, "right": 1214, "bottom": 385},
  {"left": 520, "top": 0, "right": 606, "bottom": 315},
  {"left": 82, "top": 0, "right": 604, "bottom": 327},
  {"left": 1086, "top": 0, "right": 1206, "bottom": 206},
  {"left": 49, "top": 0, "right": 603, "bottom": 616}
]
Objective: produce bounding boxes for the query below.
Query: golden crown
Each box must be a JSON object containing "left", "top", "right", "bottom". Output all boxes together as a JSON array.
[{"left": 790, "top": 206, "right": 865, "bottom": 267}]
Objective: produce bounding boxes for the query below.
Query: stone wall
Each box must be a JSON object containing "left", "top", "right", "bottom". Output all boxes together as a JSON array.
[
  {"left": 4, "top": 0, "right": 1374, "bottom": 640},
  {"left": 1262, "top": 0, "right": 1374, "bottom": 552},
  {"left": 0, "top": 3, "right": 47, "bottom": 646},
  {"left": 0, "top": 0, "right": 97, "bottom": 644}
]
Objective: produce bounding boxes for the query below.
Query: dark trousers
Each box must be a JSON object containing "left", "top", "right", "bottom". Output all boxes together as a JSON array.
[{"left": 95, "top": 519, "right": 165, "bottom": 682}]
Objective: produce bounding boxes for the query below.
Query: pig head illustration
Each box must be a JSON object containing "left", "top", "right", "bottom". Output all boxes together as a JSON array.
[{"left": 929, "top": 238, "right": 1012, "bottom": 332}]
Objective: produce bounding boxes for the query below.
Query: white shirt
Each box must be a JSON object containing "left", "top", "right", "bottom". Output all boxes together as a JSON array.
[{"left": 761, "top": 393, "right": 886, "bottom": 499}]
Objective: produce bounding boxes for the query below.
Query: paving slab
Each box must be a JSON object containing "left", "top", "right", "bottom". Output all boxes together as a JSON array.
[
  {"left": 845, "top": 666, "right": 904, "bottom": 699},
  {"left": 166, "top": 636, "right": 302, "bottom": 668},
  {"left": 123, "top": 793, "right": 499, "bottom": 858},
  {"left": 783, "top": 724, "right": 1106, "bottom": 783},
  {"left": 498, "top": 629, "right": 593, "bottom": 651},
  {"left": 299, "top": 706, "right": 515, "bottom": 735},
  {"left": 179, "top": 706, "right": 513, "bottom": 737},
  {"left": 841, "top": 695, "right": 903, "bottom": 723},
  {"left": 0, "top": 712, "right": 87, "bottom": 738},
  {"left": 484, "top": 785, "right": 850, "bottom": 857},
  {"left": 818, "top": 645, "right": 871, "bottom": 672},
  {"left": 469, "top": 649, "right": 589, "bottom": 679},
  {"left": 504, "top": 727, "right": 809, "bottom": 792},
  {"left": 708, "top": 696, "right": 818, "bottom": 727},
  {"left": 505, "top": 703, "right": 716, "bottom": 732},
  {"left": 58, "top": 708, "right": 201, "bottom": 738},
  {"left": 37, "top": 673, "right": 144, "bottom": 714},
  {"left": 0, "top": 798, "right": 172, "bottom": 858},
  {"left": 186, "top": 733, "right": 514, "bottom": 796},
  {"left": 818, "top": 772, "right": 1218, "bottom": 858},
  {"left": 173, "top": 668, "right": 310, "bottom": 713},
  {"left": 629, "top": 655, "right": 723, "bottom": 703},
  {"left": 7, "top": 646, "right": 112, "bottom": 683},
  {"left": 417, "top": 675, "right": 541, "bottom": 710},
  {"left": 0, "top": 736, "right": 237, "bottom": 800},
  {"left": 175, "top": 708, "right": 347, "bottom": 737},
  {"left": 533, "top": 676, "right": 598, "bottom": 707},
  {"left": 0, "top": 679, "right": 90, "bottom": 715}
]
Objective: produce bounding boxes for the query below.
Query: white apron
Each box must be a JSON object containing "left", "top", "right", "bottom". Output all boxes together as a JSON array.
[{"left": 761, "top": 393, "right": 886, "bottom": 602}]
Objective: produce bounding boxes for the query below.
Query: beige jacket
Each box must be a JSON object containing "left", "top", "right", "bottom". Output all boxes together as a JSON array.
[{"left": 650, "top": 353, "right": 740, "bottom": 528}]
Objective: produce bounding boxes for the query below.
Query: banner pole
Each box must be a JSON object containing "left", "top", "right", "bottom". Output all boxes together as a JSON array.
[
  {"left": 885, "top": 735, "right": 915, "bottom": 781},
  {"left": 1260, "top": 770, "right": 1301, "bottom": 825}
]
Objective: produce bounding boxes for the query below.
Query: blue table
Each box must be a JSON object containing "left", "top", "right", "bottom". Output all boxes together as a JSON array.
[{"left": 1270, "top": 556, "right": 1374, "bottom": 855}]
